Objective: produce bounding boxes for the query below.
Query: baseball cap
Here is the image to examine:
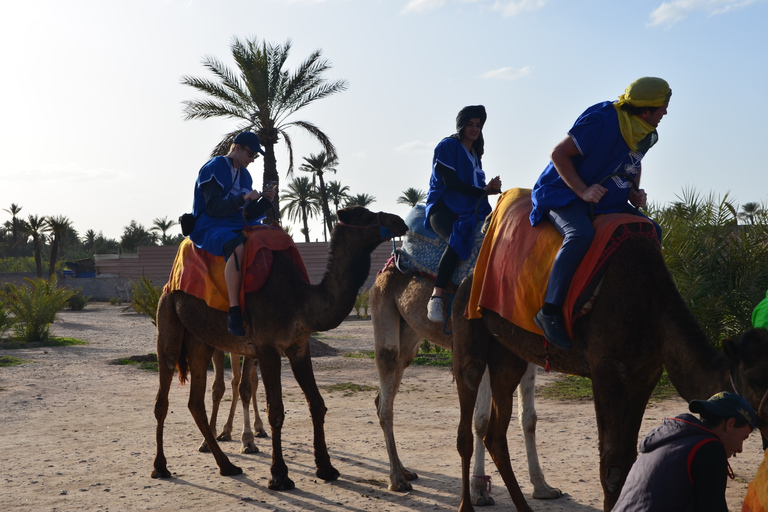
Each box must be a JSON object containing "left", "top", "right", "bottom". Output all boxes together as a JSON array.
[
  {"left": 689, "top": 391, "right": 757, "bottom": 430},
  {"left": 233, "top": 132, "right": 265, "bottom": 154}
]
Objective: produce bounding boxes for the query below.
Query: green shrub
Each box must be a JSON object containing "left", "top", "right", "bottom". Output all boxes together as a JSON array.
[
  {"left": 66, "top": 289, "right": 90, "bottom": 311},
  {"left": 354, "top": 288, "right": 370, "bottom": 319},
  {"left": 109, "top": 296, "right": 123, "bottom": 305},
  {"left": 131, "top": 276, "right": 163, "bottom": 326},
  {"left": 0, "top": 302, "right": 15, "bottom": 340},
  {"left": 4, "top": 277, "right": 74, "bottom": 343}
]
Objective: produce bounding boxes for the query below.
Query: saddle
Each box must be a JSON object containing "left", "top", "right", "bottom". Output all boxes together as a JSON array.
[
  {"left": 390, "top": 204, "right": 485, "bottom": 287},
  {"left": 466, "top": 188, "right": 659, "bottom": 337},
  {"left": 164, "top": 225, "right": 309, "bottom": 312}
]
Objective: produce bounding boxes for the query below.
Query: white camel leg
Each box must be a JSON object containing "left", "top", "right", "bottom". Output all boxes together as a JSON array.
[
  {"left": 236, "top": 356, "right": 258, "bottom": 454},
  {"left": 471, "top": 368, "right": 494, "bottom": 506},
  {"left": 518, "top": 363, "right": 561, "bottom": 499}
]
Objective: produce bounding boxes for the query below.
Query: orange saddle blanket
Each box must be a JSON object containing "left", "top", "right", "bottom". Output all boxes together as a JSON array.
[
  {"left": 466, "top": 188, "right": 659, "bottom": 337},
  {"left": 164, "top": 225, "right": 309, "bottom": 312}
]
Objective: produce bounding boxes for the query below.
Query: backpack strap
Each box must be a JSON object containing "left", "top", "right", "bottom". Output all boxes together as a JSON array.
[{"left": 686, "top": 437, "right": 719, "bottom": 483}]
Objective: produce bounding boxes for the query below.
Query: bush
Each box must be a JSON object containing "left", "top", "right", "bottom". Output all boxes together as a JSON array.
[
  {"left": 4, "top": 277, "right": 74, "bottom": 343},
  {"left": 0, "top": 301, "right": 15, "bottom": 340},
  {"left": 109, "top": 297, "right": 122, "bottom": 305},
  {"left": 354, "top": 288, "right": 370, "bottom": 319},
  {"left": 66, "top": 289, "right": 90, "bottom": 311},
  {"left": 131, "top": 276, "right": 162, "bottom": 326}
]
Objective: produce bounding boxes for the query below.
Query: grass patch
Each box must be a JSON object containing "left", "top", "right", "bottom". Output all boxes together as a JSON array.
[
  {"left": 112, "top": 353, "right": 159, "bottom": 371},
  {"left": 326, "top": 382, "right": 377, "bottom": 396},
  {"left": 412, "top": 352, "right": 452, "bottom": 367},
  {"left": 0, "top": 336, "right": 87, "bottom": 349},
  {"left": 0, "top": 355, "right": 31, "bottom": 366},
  {"left": 538, "top": 371, "right": 678, "bottom": 401}
]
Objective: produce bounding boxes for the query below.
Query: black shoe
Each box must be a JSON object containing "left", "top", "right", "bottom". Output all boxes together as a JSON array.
[
  {"left": 534, "top": 308, "right": 573, "bottom": 350},
  {"left": 227, "top": 308, "right": 246, "bottom": 337}
]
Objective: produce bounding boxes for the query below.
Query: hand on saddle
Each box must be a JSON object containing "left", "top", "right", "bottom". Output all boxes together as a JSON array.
[
  {"left": 629, "top": 188, "right": 647, "bottom": 208},
  {"left": 579, "top": 183, "right": 607, "bottom": 204}
]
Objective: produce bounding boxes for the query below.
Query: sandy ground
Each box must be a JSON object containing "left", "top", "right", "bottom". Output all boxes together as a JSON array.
[{"left": 0, "top": 303, "right": 763, "bottom": 512}]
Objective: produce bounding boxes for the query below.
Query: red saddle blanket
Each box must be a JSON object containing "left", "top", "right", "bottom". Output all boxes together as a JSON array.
[
  {"left": 466, "top": 188, "right": 659, "bottom": 337},
  {"left": 164, "top": 225, "right": 309, "bottom": 312}
]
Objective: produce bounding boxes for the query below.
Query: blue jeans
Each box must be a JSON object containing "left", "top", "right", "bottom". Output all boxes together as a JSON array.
[{"left": 544, "top": 202, "right": 661, "bottom": 307}]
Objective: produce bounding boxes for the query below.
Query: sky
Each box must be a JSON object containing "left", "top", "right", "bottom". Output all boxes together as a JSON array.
[{"left": 1, "top": 0, "right": 767, "bottom": 242}]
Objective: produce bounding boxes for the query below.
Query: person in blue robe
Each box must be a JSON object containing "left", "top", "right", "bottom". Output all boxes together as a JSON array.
[{"left": 424, "top": 105, "right": 501, "bottom": 322}]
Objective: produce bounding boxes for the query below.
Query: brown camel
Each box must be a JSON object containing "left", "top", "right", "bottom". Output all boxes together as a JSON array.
[
  {"left": 151, "top": 206, "right": 408, "bottom": 491},
  {"left": 198, "top": 351, "right": 267, "bottom": 454},
  {"left": 370, "top": 266, "right": 561, "bottom": 505},
  {"left": 451, "top": 235, "right": 768, "bottom": 512}
]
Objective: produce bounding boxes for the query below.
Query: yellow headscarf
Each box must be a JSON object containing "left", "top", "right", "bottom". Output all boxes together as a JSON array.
[{"left": 613, "top": 77, "right": 672, "bottom": 152}]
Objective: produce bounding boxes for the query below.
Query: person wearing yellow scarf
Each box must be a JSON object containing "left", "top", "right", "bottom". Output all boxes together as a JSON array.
[{"left": 529, "top": 77, "right": 670, "bottom": 350}]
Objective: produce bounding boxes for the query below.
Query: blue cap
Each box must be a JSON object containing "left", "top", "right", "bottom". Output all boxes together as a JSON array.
[
  {"left": 689, "top": 391, "right": 757, "bottom": 430},
  {"left": 233, "top": 132, "right": 265, "bottom": 154}
]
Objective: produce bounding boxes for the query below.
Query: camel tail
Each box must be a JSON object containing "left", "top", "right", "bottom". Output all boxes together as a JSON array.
[{"left": 176, "top": 342, "right": 189, "bottom": 386}]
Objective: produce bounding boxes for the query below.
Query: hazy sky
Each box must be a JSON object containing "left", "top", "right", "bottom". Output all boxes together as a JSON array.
[{"left": 2, "top": 0, "right": 766, "bottom": 242}]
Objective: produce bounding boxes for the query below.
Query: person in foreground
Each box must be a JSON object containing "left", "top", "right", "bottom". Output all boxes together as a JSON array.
[
  {"left": 424, "top": 105, "right": 501, "bottom": 322},
  {"left": 189, "top": 131, "right": 277, "bottom": 336},
  {"left": 529, "top": 77, "right": 670, "bottom": 349},
  {"left": 612, "top": 391, "right": 757, "bottom": 512}
]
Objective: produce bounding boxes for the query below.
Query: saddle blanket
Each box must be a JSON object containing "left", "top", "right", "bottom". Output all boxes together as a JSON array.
[
  {"left": 393, "top": 204, "right": 485, "bottom": 287},
  {"left": 164, "top": 225, "right": 309, "bottom": 312},
  {"left": 466, "top": 188, "right": 659, "bottom": 337}
]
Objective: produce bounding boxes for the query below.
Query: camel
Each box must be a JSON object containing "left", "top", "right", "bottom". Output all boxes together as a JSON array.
[
  {"left": 370, "top": 266, "right": 561, "bottom": 505},
  {"left": 451, "top": 234, "right": 768, "bottom": 512},
  {"left": 198, "top": 350, "right": 267, "bottom": 454},
  {"left": 151, "top": 206, "right": 408, "bottom": 491}
]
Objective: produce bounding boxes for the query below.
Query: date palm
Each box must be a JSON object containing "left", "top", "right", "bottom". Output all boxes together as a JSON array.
[
  {"left": 281, "top": 176, "right": 320, "bottom": 242},
  {"left": 344, "top": 193, "right": 376, "bottom": 208},
  {"left": 44, "top": 215, "right": 73, "bottom": 279},
  {"left": 21, "top": 215, "right": 46, "bottom": 278},
  {"left": 299, "top": 152, "right": 338, "bottom": 237},
  {"left": 396, "top": 187, "right": 426, "bottom": 208},
  {"left": 326, "top": 180, "right": 350, "bottom": 213},
  {"left": 738, "top": 202, "right": 764, "bottom": 225},
  {"left": 3, "top": 203, "right": 22, "bottom": 256},
  {"left": 152, "top": 216, "right": 177, "bottom": 245},
  {"left": 181, "top": 36, "right": 348, "bottom": 218}
]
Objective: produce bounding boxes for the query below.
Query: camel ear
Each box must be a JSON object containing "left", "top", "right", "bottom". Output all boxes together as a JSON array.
[
  {"left": 337, "top": 208, "right": 351, "bottom": 224},
  {"left": 722, "top": 337, "right": 739, "bottom": 363}
]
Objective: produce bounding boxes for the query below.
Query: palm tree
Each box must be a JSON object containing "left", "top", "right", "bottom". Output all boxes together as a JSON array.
[
  {"left": 299, "top": 152, "right": 338, "bottom": 237},
  {"left": 397, "top": 187, "right": 426, "bottom": 208},
  {"left": 180, "top": 36, "right": 349, "bottom": 219},
  {"left": 21, "top": 215, "right": 46, "bottom": 278},
  {"left": 344, "top": 193, "right": 376, "bottom": 208},
  {"left": 3, "top": 203, "right": 22, "bottom": 256},
  {"left": 82, "top": 229, "right": 97, "bottom": 253},
  {"left": 44, "top": 215, "right": 73, "bottom": 279},
  {"left": 738, "top": 202, "right": 763, "bottom": 225},
  {"left": 120, "top": 220, "right": 158, "bottom": 253},
  {"left": 325, "top": 180, "right": 350, "bottom": 213},
  {"left": 280, "top": 176, "right": 320, "bottom": 242},
  {"left": 152, "top": 216, "right": 178, "bottom": 245}
]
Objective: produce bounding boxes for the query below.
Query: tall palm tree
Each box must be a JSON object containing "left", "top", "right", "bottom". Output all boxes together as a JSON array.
[
  {"left": 325, "top": 180, "right": 350, "bottom": 213},
  {"left": 344, "top": 193, "right": 376, "bottom": 208},
  {"left": 21, "top": 215, "right": 46, "bottom": 278},
  {"left": 738, "top": 202, "right": 763, "bottom": 225},
  {"left": 120, "top": 220, "right": 158, "bottom": 253},
  {"left": 396, "top": 187, "right": 427, "bottom": 208},
  {"left": 299, "top": 152, "right": 338, "bottom": 236},
  {"left": 3, "top": 203, "right": 22, "bottom": 256},
  {"left": 181, "top": 36, "right": 349, "bottom": 219},
  {"left": 152, "top": 216, "right": 177, "bottom": 245},
  {"left": 44, "top": 215, "right": 73, "bottom": 279},
  {"left": 280, "top": 176, "right": 320, "bottom": 242}
]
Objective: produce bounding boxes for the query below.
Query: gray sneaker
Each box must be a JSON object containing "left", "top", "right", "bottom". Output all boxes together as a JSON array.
[
  {"left": 534, "top": 308, "right": 573, "bottom": 350},
  {"left": 427, "top": 297, "right": 444, "bottom": 323}
]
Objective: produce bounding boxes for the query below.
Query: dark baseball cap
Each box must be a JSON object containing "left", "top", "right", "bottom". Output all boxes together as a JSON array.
[
  {"left": 689, "top": 391, "right": 757, "bottom": 430},
  {"left": 233, "top": 132, "right": 265, "bottom": 154}
]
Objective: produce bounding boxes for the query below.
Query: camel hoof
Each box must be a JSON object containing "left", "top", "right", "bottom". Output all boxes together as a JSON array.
[
  {"left": 220, "top": 463, "right": 242, "bottom": 476},
  {"left": 532, "top": 486, "right": 563, "bottom": 500},
  {"left": 404, "top": 469, "right": 418, "bottom": 482},
  {"left": 151, "top": 468, "right": 171, "bottom": 479},
  {"left": 268, "top": 475, "right": 295, "bottom": 491},
  {"left": 388, "top": 481, "right": 413, "bottom": 492},
  {"left": 241, "top": 443, "right": 259, "bottom": 454},
  {"left": 317, "top": 466, "right": 340, "bottom": 482},
  {"left": 255, "top": 428, "right": 268, "bottom": 438},
  {"left": 216, "top": 432, "right": 232, "bottom": 442},
  {"left": 198, "top": 441, "right": 210, "bottom": 453},
  {"left": 474, "top": 495, "right": 495, "bottom": 507}
]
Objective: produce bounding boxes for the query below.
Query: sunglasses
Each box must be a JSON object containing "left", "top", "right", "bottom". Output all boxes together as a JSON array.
[{"left": 243, "top": 146, "right": 260, "bottom": 159}]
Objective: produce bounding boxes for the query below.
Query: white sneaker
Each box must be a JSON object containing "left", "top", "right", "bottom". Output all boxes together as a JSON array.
[{"left": 427, "top": 297, "right": 444, "bottom": 323}]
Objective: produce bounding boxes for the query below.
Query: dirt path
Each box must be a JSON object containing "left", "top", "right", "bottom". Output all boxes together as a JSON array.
[{"left": 0, "top": 303, "right": 762, "bottom": 511}]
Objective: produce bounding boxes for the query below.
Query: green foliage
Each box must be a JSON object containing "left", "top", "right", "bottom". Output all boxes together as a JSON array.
[
  {"left": 648, "top": 189, "right": 768, "bottom": 344},
  {"left": 354, "top": 288, "right": 370, "bottom": 319},
  {"left": 412, "top": 343, "right": 452, "bottom": 366},
  {"left": 0, "top": 355, "right": 31, "bottom": 366},
  {"left": 109, "top": 297, "right": 123, "bottom": 305},
  {"left": 66, "top": 289, "right": 90, "bottom": 311},
  {"left": 3, "top": 277, "right": 74, "bottom": 342},
  {"left": 0, "top": 256, "right": 37, "bottom": 272},
  {"left": 538, "top": 372, "right": 676, "bottom": 401},
  {"left": 0, "top": 302, "right": 16, "bottom": 340},
  {"left": 112, "top": 353, "right": 159, "bottom": 371},
  {"left": 130, "top": 276, "right": 162, "bottom": 326}
]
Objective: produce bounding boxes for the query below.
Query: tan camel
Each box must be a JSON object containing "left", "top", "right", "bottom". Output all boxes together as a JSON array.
[
  {"left": 370, "top": 266, "right": 561, "bottom": 505},
  {"left": 198, "top": 351, "right": 266, "bottom": 454},
  {"left": 451, "top": 235, "right": 768, "bottom": 512},
  {"left": 151, "top": 206, "right": 408, "bottom": 491}
]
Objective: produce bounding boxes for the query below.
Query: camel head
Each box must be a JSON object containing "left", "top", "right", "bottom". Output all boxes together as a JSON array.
[
  {"left": 722, "top": 327, "right": 768, "bottom": 438},
  {"left": 335, "top": 206, "right": 408, "bottom": 242}
]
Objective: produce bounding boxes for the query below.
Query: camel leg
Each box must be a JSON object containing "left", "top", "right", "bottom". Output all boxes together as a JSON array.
[
  {"left": 236, "top": 356, "right": 259, "bottom": 454},
  {"left": 517, "top": 363, "right": 561, "bottom": 500},
  {"left": 470, "top": 369, "right": 494, "bottom": 506},
  {"left": 152, "top": 294, "right": 184, "bottom": 479},
  {"left": 200, "top": 349, "right": 227, "bottom": 452},
  {"left": 250, "top": 363, "right": 268, "bottom": 438},
  {"left": 285, "top": 341, "right": 340, "bottom": 482},
  {"left": 484, "top": 342, "right": 533, "bottom": 512},
  {"left": 374, "top": 314, "right": 422, "bottom": 492},
  {"left": 258, "top": 344, "right": 293, "bottom": 491},
  {"left": 186, "top": 341, "right": 242, "bottom": 476}
]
